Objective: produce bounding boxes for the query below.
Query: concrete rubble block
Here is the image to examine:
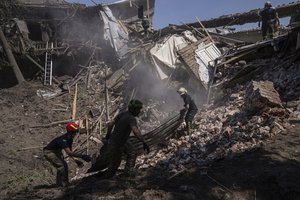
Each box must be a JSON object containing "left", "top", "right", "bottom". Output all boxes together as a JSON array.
[
  {"left": 297, "top": 101, "right": 300, "bottom": 111},
  {"left": 106, "top": 68, "right": 125, "bottom": 89},
  {"left": 223, "top": 126, "right": 233, "bottom": 137},
  {"left": 245, "top": 81, "right": 282, "bottom": 112},
  {"left": 267, "top": 107, "right": 286, "bottom": 117},
  {"left": 270, "top": 121, "right": 285, "bottom": 135}
]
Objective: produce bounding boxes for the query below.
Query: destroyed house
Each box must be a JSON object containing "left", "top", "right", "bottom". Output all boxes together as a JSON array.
[{"left": 0, "top": 0, "right": 155, "bottom": 87}]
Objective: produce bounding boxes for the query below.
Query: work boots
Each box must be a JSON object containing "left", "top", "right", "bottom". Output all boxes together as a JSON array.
[
  {"left": 123, "top": 150, "right": 137, "bottom": 178},
  {"left": 186, "top": 121, "right": 193, "bottom": 135}
]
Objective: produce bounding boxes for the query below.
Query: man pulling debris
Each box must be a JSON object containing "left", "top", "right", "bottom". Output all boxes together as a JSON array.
[
  {"left": 258, "top": 1, "right": 280, "bottom": 40},
  {"left": 177, "top": 87, "right": 198, "bottom": 134},
  {"left": 88, "top": 99, "right": 150, "bottom": 179},
  {"left": 43, "top": 122, "right": 91, "bottom": 187}
]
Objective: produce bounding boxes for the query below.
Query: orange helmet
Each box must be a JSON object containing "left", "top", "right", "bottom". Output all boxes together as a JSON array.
[{"left": 66, "top": 122, "right": 79, "bottom": 132}]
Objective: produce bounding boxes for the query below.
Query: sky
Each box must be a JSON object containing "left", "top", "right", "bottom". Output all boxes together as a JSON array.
[{"left": 66, "top": 0, "right": 293, "bottom": 29}]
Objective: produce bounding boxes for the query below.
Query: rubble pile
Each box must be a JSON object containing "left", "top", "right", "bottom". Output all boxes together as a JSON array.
[
  {"left": 1, "top": 0, "right": 300, "bottom": 198},
  {"left": 136, "top": 56, "right": 300, "bottom": 174}
]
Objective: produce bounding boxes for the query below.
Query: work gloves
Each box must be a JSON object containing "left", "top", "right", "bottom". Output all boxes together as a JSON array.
[
  {"left": 180, "top": 108, "right": 186, "bottom": 114},
  {"left": 143, "top": 142, "right": 150, "bottom": 154},
  {"left": 75, "top": 160, "right": 84, "bottom": 168},
  {"left": 180, "top": 108, "right": 187, "bottom": 118},
  {"left": 81, "top": 154, "right": 92, "bottom": 162}
]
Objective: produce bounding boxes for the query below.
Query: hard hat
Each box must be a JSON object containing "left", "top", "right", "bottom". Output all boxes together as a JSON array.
[
  {"left": 265, "top": 1, "right": 272, "bottom": 7},
  {"left": 177, "top": 87, "right": 187, "bottom": 95},
  {"left": 66, "top": 122, "right": 79, "bottom": 132},
  {"left": 128, "top": 99, "right": 143, "bottom": 110}
]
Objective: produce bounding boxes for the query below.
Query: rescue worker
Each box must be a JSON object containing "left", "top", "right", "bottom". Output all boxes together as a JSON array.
[
  {"left": 43, "top": 122, "right": 91, "bottom": 187},
  {"left": 91, "top": 99, "right": 150, "bottom": 179},
  {"left": 142, "top": 16, "right": 150, "bottom": 36},
  {"left": 258, "top": 1, "right": 280, "bottom": 40},
  {"left": 177, "top": 87, "right": 198, "bottom": 134}
]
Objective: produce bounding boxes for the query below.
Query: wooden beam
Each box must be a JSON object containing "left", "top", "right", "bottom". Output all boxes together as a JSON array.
[
  {"left": 72, "top": 84, "right": 78, "bottom": 120},
  {"left": 85, "top": 115, "right": 90, "bottom": 154},
  {"left": 146, "top": 0, "right": 150, "bottom": 19},
  {"left": 196, "top": 17, "right": 214, "bottom": 43},
  {"left": 17, "top": 145, "right": 44, "bottom": 151},
  {"left": 104, "top": 65, "right": 110, "bottom": 121},
  {"left": 0, "top": 27, "right": 25, "bottom": 84}
]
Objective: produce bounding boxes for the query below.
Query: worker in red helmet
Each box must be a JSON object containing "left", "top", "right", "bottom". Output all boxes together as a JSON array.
[{"left": 43, "top": 122, "right": 91, "bottom": 187}]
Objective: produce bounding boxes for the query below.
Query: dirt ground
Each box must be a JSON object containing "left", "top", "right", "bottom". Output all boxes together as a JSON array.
[{"left": 0, "top": 80, "right": 300, "bottom": 200}]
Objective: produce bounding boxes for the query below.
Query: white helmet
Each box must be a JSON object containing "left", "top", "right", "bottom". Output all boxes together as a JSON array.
[
  {"left": 177, "top": 87, "right": 187, "bottom": 95},
  {"left": 265, "top": 1, "right": 272, "bottom": 7}
]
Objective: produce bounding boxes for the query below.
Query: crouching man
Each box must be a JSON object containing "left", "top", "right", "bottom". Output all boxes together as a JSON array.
[{"left": 43, "top": 122, "right": 91, "bottom": 187}]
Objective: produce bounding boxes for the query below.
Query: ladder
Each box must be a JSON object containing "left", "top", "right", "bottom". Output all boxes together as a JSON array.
[{"left": 44, "top": 42, "right": 53, "bottom": 85}]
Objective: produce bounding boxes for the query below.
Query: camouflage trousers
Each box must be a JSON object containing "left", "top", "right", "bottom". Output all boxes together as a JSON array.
[
  {"left": 185, "top": 109, "right": 198, "bottom": 134},
  {"left": 262, "top": 22, "right": 274, "bottom": 40},
  {"left": 89, "top": 140, "right": 137, "bottom": 179},
  {"left": 43, "top": 149, "right": 68, "bottom": 187}
]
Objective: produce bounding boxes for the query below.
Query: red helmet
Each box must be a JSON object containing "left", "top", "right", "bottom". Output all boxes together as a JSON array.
[{"left": 66, "top": 122, "right": 79, "bottom": 132}]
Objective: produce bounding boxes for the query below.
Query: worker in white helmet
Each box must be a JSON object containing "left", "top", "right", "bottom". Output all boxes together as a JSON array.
[
  {"left": 258, "top": 1, "right": 280, "bottom": 40},
  {"left": 177, "top": 87, "right": 198, "bottom": 134}
]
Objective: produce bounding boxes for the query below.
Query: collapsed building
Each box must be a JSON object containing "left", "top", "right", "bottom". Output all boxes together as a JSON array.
[{"left": 1, "top": 0, "right": 300, "bottom": 199}]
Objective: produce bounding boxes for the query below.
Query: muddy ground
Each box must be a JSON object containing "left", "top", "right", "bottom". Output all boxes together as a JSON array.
[{"left": 0, "top": 80, "right": 299, "bottom": 200}]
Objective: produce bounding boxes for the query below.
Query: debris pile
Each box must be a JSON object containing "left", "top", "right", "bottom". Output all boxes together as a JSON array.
[
  {"left": 136, "top": 51, "right": 300, "bottom": 174},
  {"left": 0, "top": 0, "right": 300, "bottom": 199}
]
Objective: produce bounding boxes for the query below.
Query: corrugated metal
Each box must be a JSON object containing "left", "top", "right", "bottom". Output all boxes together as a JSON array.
[
  {"left": 178, "top": 39, "right": 221, "bottom": 84},
  {"left": 178, "top": 40, "right": 203, "bottom": 80}
]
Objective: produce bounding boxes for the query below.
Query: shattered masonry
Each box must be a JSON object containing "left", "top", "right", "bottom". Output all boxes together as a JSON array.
[{"left": 1, "top": 0, "right": 300, "bottom": 199}]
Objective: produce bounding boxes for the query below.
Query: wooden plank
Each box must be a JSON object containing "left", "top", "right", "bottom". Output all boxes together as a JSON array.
[
  {"left": 146, "top": 0, "right": 150, "bottom": 19},
  {"left": 17, "top": 145, "right": 44, "bottom": 151},
  {"left": 0, "top": 27, "right": 25, "bottom": 84},
  {"left": 104, "top": 66, "right": 110, "bottom": 121},
  {"left": 72, "top": 84, "right": 78, "bottom": 120},
  {"left": 196, "top": 16, "right": 215, "bottom": 43},
  {"left": 86, "top": 115, "right": 89, "bottom": 154}
]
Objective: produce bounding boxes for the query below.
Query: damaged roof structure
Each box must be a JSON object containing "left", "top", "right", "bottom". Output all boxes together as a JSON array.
[
  {"left": 1, "top": 0, "right": 300, "bottom": 199},
  {"left": 0, "top": 0, "right": 155, "bottom": 86}
]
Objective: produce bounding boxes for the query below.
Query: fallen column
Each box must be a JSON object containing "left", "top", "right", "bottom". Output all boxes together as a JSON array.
[{"left": 0, "top": 27, "right": 25, "bottom": 84}]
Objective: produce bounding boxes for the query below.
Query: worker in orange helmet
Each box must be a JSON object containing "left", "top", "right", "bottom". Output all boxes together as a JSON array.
[{"left": 43, "top": 122, "right": 91, "bottom": 187}]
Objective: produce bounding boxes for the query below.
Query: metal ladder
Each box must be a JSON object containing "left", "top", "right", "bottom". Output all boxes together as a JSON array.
[{"left": 44, "top": 42, "right": 53, "bottom": 85}]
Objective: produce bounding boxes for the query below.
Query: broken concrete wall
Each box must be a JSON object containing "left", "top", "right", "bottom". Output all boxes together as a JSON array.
[{"left": 245, "top": 80, "right": 282, "bottom": 113}]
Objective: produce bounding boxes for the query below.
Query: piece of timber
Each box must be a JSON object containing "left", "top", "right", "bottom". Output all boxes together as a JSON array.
[{"left": 0, "top": 28, "right": 25, "bottom": 84}]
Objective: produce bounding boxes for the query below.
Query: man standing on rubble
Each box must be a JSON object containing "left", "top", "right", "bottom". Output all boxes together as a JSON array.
[
  {"left": 89, "top": 99, "right": 150, "bottom": 179},
  {"left": 142, "top": 16, "right": 150, "bottom": 36},
  {"left": 258, "top": 1, "right": 280, "bottom": 40},
  {"left": 177, "top": 87, "right": 198, "bottom": 134},
  {"left": 43, "top": 122, "right": 91, "bottom": 187}
]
